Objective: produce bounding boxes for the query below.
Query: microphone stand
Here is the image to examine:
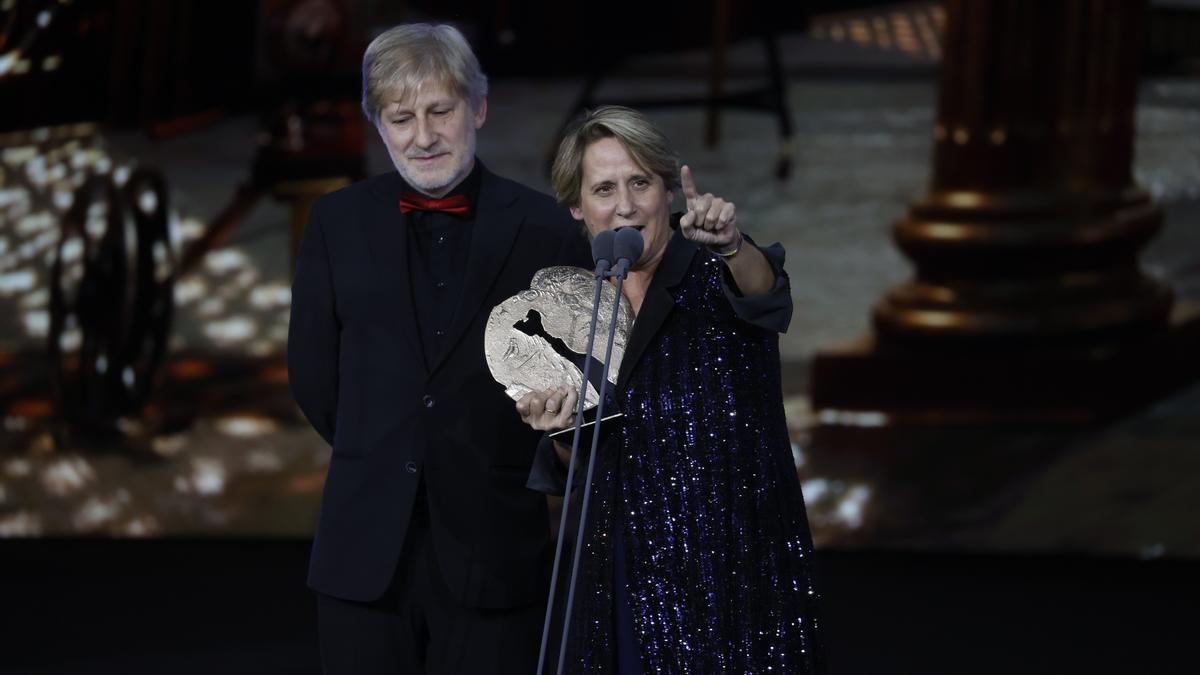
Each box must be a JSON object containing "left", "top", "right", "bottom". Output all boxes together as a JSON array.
[
  {"left": 536, "top": 230, "right": 613, "bottom": 675},
  {"left": 552, "top": 260, "right": 628, "bottom": 667},
  {"left": 537, "top": 228, "right": 642, "bottom": 675}
]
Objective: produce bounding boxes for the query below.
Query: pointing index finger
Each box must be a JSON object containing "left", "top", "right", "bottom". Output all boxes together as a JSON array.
[{"left": 680, "top": 164, "right": 700, "bottom": 203}]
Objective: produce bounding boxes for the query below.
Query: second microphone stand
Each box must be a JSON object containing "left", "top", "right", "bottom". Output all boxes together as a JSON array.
[{"left": 536, "top": 227, "right": 643, "bottom": 675}]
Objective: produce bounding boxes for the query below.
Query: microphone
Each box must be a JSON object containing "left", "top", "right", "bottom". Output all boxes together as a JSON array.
[
  {"left": 610, "top": 227, "right": 644, "bottom": 278},
  {"left": 591, "top": 229, "right": 616, "bottom": 277}
]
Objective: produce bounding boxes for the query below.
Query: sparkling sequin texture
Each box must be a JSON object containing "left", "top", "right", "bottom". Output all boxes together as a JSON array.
[{"left": 566, "top": 249, "right": 824, "bottom": 673}]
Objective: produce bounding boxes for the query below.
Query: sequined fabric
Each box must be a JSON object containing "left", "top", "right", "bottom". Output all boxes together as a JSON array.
[{"left": 567, "top": 250, "right": 823, "bottom": 673}]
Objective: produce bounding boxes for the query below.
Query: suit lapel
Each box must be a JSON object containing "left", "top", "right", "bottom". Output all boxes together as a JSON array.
[
  {"left": 615, "top": 226, "right": 697, "bottom": 392},
  {"left": 431, "top": 168, "right": 523, "bottom": 375},
  {"left": 361, "top": 172, "right": 425, "bottom": 373}
]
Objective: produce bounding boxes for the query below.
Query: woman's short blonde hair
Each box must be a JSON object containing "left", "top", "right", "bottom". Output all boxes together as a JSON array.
[
  {"left": 551, "top": 106, "right": 680, "bottom": 208},
  {"left": 361, "top": 23, "right": 488, "bottom": 124}
]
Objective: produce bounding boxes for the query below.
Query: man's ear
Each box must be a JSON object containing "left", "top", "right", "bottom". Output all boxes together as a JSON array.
[
  {"left": 569, "top": 205, "right": 584, "bottom": 221},
  {"left": 474, "top": 98, "right": 488, "bottom": 129}
]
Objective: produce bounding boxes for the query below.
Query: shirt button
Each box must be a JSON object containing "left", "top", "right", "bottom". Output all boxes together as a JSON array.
[
  {"left": 434, "top": 329, "right": 445, "bottom": 337},
  {"left": 435, "top": 281, "right": 446, "bottom": 289},
  {"left": 404, "top": 461, "right": 418, "bottom": 474},
  {"left": 422, "top": 394, "right": 435, "bottom": 408},
  {"left": 435, "top": 235, "right": 447, "bottom": 245}
]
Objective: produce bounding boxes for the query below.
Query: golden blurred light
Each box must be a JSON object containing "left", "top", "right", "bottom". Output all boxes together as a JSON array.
[
  {"left": 137, "top": 189, "right": 157, "bottom": 214},
  {"left": 234, "top": 268, "right": 258, "bottom": 289},
  {"left": 204, "top": 316, "right": 256, "bottom": 342},
  {"left": 942, "top": 191, "right": 985, "bottom": 208},
  {"left": 850, "top": 20, "right": 871, "bottom": 45},
  {"left": 22, "top": 309, "right": 48, "bottom": 336},
  {"left": 249, "top": 340, "right": 275, "bottom": 357},
  {"left": 0, "top": 270, "right": 35, "bottom": 294},
  {"left": 73, "top": 493, "right": 129, "bottom": 531},
  {"left": 246, "top": 449, "right": 284, "bottom": 473},
  {"left": 124, "top": 515, "right": 161, "bottom": 537},
  {"left": 167, "top": 358, "right": 212, "bottom": 379},
  {"left": 57, "top": 327, "right": 81, "bottom": 351},
  {"left": 196, "top": 296, "right": 225, "bottom": 317},
  {"left": 17, "top": 211, "right": 53, "bottom": 234},
  {"left": 52, "top": 188, "right": 72, "bottom": 209},
  {"left": 204, "top": 249, "right": 249, "bottom": 274},
  {"left": 262, "top": 364, "right": 290, "bottom": 385},
  {"left": 286, "top": 471, "right": 326, "bottom": 495},
  {"left": 0, "top": 511, "right": 42, "bottom": 536},
  {"left": 174, "top": 277, "right": 208, "bottom": 305},
  {"left": 189, "top": 457, "right": 226, "bottom": 496},
  {"left": 815, "top": 409, "right": 889, "bottom": 427},
  {"left": 4, "top": 458, "right": 32, "bottom": 477},
  {"left": 250, "top": 283, "right": 291, "bottom": 309},
  {"left": 40, "top": 456, "right": 96, "bottom": 496},
  {"left": 905, "top": 310, "right": 961, "bottom": 328},
  {"left": 216, "top": 414, "right": 278, "bottom": 438},
  {"left": 836, "top": 485, "right": 872, "bottom": 528}
]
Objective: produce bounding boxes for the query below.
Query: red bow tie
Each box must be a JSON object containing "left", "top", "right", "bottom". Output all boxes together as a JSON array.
[{"left": 399, "top": 193, "right": 471, "bottom": 218}]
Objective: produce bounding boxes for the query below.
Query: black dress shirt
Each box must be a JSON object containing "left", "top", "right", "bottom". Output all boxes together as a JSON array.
[{"left": 403, "top": 162, "right": 483, "bottom": 370}]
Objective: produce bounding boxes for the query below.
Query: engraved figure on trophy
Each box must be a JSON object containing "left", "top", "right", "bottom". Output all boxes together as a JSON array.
[{"left": 485, "top": 266, "right": 633, "bottom": 425}]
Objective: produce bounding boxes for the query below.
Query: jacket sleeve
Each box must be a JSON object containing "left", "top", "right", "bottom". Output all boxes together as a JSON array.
[
  {"left": 287, "top": 203, "right": 340, "bottom": 446},
  {"left": 526, "top": 434, "right": 571, "bottom": 495},
  {"left": 720, "top": 234, "right": 794, "bottom": 334}
]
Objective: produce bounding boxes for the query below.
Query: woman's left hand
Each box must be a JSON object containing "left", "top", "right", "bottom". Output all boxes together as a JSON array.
[
  {"left": 515, "top": 386, "right": 578, "bottom": 432},
  {"left": 679, "top": 165, "right": 738, "bottom": 249}
]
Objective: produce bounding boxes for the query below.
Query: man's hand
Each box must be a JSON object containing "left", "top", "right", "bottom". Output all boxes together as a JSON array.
[
  {"left": 678, "top": 165, "right": 738, "bottom": 250},
  {"left": 515, "top": 386, "right": 578, "bottom": 432}
]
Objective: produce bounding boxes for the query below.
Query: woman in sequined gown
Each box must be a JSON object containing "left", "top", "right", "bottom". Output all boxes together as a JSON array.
[{"left": 519, "top": 106, "right": 824, "bottom": 674}]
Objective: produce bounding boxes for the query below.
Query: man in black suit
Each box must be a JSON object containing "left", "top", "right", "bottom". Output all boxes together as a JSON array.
[{"left": 287, "top": 23, "right": 590, "bottom": 673}]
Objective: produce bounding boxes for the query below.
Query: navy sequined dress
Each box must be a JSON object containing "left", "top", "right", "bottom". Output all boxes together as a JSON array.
[{"left": 532, "top": 228, "right": 823, "bottom": 674}]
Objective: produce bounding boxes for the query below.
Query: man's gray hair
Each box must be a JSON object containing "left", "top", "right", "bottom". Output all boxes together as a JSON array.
[
  {"left": 551, "top": 106, "right": 680, "bottom": 208},
  {"left": 361, "top": 23, "right": 488, "bottom": 124}
]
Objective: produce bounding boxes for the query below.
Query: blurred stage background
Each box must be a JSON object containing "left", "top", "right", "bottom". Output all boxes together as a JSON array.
[{"left": 2, "top": 0, "right": 1199, "bottom": 672}]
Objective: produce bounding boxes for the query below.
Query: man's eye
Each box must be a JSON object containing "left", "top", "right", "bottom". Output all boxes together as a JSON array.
[
  {"left": 595, "top": 185, "right": 613, "bottom": 195},
  {"left": 392, "top": 117, "right": 412, "bottom": 125},
  {"left": 632, "top": 179, "right": 649, "bottom": 188},
  {"left": 432, "top": 109, "right": 451, "bottom": 116}
]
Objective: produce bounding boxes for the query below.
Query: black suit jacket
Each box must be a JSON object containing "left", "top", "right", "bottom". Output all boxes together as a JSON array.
[{"left": 287, "top": 165, "right": 591, "bottom": 607}]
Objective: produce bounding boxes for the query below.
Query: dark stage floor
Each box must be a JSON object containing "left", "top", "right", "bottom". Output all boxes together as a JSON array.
[{"left": 2, "top": 540, "right": 1195, "bottom": 675}]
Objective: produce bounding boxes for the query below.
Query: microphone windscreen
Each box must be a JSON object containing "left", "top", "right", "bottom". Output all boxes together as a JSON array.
[
  {"left": 613, "top": 227, "right": 644, "bottom": 264},
  {"left": 592, "top": 229, "right": 616, "bottom": 266}
]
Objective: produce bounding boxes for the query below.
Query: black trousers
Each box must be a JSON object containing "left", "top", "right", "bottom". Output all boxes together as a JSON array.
[{"left": 317, "top": 505, "right": 545, "bottom": 674}]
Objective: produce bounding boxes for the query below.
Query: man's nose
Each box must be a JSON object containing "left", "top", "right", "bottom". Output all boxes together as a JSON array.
[{"left": 414, "top": 117, "right": 436, "bottom": 148}]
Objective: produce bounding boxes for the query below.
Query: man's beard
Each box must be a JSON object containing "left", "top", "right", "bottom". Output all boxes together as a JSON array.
[{"left": 396, "top": 138, "right": 475, "bottom": 197}]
